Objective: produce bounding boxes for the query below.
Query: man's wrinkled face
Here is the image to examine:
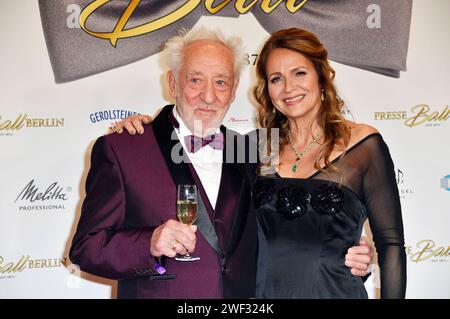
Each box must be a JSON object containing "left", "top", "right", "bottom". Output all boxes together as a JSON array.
[{"left": 168, "top": 39, "right": 238, "bottom": 136}]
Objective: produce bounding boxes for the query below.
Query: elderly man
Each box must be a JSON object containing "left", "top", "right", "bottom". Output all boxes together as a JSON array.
[{"left": 70, "top": 27, "right": 372, "bottom": 299}]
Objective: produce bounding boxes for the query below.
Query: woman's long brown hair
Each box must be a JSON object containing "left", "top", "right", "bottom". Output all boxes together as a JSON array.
[{"left": 253, "top": 28, "right": 351, "bottom": 179}]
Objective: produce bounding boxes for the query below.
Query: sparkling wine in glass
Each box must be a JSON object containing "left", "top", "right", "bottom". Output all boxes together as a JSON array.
[
  {"left": 177, "top": 200, "right": 197, "bottom": 225},
  {"left": 175, "top": 185, "right": 200, "bottom": 261}
]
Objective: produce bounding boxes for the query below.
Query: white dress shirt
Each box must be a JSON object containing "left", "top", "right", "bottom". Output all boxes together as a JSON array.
[{"left": 173, "top": 108, "right": 223, "bottom": 209}]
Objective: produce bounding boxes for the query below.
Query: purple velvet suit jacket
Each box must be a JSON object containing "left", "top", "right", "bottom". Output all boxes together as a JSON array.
[{"left": 69, "top": 105, "right": 257, "bottom": 298}]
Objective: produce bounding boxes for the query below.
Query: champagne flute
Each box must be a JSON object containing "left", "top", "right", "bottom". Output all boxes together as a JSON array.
[{"left": 175, "top": 184, "right": 200, "bottom": 261}]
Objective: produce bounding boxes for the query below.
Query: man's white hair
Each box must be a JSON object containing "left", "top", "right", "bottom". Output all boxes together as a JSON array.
[{"left": 162, "top": 26, "right": 246, "bottom": 78}]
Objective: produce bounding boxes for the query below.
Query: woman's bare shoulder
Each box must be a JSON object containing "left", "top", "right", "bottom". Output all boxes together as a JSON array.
[{"left": 346, "top": 121, "right": 380, "bottom": 146}]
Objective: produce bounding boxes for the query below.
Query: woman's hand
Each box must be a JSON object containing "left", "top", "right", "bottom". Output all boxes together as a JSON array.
[
  {"left": 345, "top": 236, "right": 375, "bottom": 277},
  {"left": 110, "top": 114, "right": 152, "bottom": 135}
]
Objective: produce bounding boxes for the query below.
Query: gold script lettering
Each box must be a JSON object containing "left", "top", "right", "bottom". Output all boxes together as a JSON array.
[
  {"left": 261, "top": 0, "right": 285, "bottom": 13},
  {"left": 286, "top": 0, "right": 309, "bottom": 13},
  {"left": 235, "top": 0, "right": 259, "bottom": 14},
  {"left": 405, "top": 105, "right": 450, "bottom": 127},
  {"left": 405, "top": 104, "right": 431, "bottom": 127},
  {"left": 438, "top": 106, "right": 450, "bottom": 120},
  {"left": 411, "top": 240, "right": 435, "bottom": 262},
  {"left": 205, "top": 0, "right": 233, "bottom": 14},
  {"left": 0, "top": 114, "right": 27, "bottom": 131},
  {"left": 0, "top": 255, "right": 29, "bottom": 273},
  {"left": 80, "top": 0, "right": 202, "bottom": 47},
  {"left": 80, "top": 0, "right": 309, "bottom": 46},
  {"left": 0, "top": 117, "right": 11, "bottom": 130},
  {"left": 410, "top": 240, "right": 450, "bottom": 263}
]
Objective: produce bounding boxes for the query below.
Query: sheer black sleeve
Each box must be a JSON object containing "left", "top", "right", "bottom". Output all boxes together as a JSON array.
[{"left": 362, "top": 135, "right": 406, "bottom": 298}]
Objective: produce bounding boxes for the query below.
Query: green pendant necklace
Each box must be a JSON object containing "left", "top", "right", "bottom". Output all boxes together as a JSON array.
[{"left": 288, "top": 129, "right": 320, "bottom": 173}]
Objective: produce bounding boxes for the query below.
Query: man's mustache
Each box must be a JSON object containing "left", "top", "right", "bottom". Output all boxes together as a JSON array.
[{"left": 195, "top": 106, "right": 218, "bottom": 112}]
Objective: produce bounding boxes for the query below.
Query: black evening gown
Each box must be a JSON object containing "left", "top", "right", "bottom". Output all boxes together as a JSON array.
[{"left": 252, "top": 133, "right": 406, "bottom": 299}]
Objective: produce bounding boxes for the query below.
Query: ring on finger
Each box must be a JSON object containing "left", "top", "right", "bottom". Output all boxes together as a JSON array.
[{"left": 172, "top": 241, "right": 179, "bottom": 250}]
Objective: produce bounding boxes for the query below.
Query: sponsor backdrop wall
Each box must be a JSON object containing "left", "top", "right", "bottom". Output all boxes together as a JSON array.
[{"left": 1, "top": 0, "right": 448, "bottom": 298}]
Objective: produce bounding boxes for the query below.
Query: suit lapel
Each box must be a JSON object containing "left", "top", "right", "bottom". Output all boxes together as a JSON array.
[
  {"left": 152, "top": 105, "right": 192, "bottom": 185},
  {"left": 214, "top": 128, "right": 252, "bottom": 258},
  {"left": 223, "top": 162, "right": 252, "bottom": 257}
]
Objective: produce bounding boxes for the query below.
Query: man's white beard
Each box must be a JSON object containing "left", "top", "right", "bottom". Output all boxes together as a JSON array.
[{"left": 191, "top": 118, "right": 221, "bottom": 137}]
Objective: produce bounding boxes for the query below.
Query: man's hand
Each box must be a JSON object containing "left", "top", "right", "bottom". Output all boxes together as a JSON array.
[
  {"left": 150, "top": 219, "right": 197, "bottom": 258},
  {"left": 109, "top": 114, "right": 151, "bottom": 135},
  {"left": 345, "top": 236, "right": 375, "bottom": 277}
]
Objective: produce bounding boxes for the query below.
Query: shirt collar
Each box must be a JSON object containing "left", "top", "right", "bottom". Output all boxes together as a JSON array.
[{"left": 172, "top": 107, "right": 223, "bottom": 161}]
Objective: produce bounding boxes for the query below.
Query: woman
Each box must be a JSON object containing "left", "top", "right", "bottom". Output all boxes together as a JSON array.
[
  {"left": 114, "top": 28, "right": 405, "bottom": 299},
  {"left": 251, "top": 28, "right": 406, "bottom": 299}
]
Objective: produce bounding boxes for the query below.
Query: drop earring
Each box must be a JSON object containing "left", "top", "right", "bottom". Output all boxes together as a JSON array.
[{"left": 320, "top": 90, "right": 325, "bottom": 102}]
